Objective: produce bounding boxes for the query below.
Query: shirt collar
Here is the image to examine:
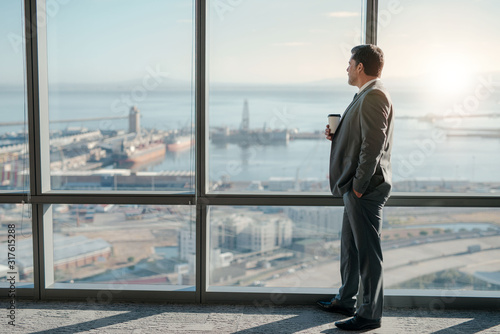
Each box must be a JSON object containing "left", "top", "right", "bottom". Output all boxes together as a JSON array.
[{"left": 358, "top": 78, "right": 380, "bottom": 93}]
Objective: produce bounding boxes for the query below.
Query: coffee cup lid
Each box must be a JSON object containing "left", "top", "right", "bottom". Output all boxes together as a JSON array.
[{"left": 328, "top": 114, "right": 341, "bottom": 117}]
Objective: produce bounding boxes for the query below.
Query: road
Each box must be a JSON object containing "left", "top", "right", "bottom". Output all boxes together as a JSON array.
[{"left": 263, "top": 235, "right": 500, "bottom": 289}]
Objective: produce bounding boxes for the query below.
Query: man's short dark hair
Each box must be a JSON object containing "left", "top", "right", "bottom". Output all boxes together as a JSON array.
[{"left": 351, "top": 44, "right": 384, "bottom": 77}]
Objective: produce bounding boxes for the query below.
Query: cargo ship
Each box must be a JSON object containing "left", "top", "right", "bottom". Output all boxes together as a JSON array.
[
  {"left": 113, "top": 134, "right": 166, "bottom": 168},
  {"left": 167, "top": 135, "right": 194, "bottom": 152}
]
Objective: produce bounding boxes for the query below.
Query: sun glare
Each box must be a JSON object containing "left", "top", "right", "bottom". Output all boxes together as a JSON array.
[{"left": 427, "top": 54, "right": 475, "bottom": 96}]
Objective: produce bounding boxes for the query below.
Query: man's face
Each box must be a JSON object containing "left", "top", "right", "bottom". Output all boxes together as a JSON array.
[{"left": 346, "top": 57, "right": 361, "bottom": 86}]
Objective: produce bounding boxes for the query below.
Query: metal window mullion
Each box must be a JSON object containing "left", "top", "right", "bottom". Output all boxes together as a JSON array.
[
  {"left": 38, "top": 204, "right": 54, "bottom": 296},
  {"left": 196, "top": 0, "right": 207, "bottom": 199},
  {"left": 0, "top": 194, "right": 27, "bottom": 203},
  {"left": 196, "top": 194, "right": 500, "bottom": 208},
  {"left": 366, "top": 0, "right": 378, "bottom": 44},
  {"left": 195, "top": 0, "right": 207, "bottom": 304},
  {"left": 25, "top": 0, "right": 37, "bottom": 200},
  {"left": 25, "top": 194, "right": 194, "bottom": 205},
  {"left": 197, "top": 204, "right": 207, "bottom": 303},
  {"left": 34, "top": 0, "right": 51, "bottom": 194},
  {"left": 29, "top": 203, "right": 41, "bottom": 299}
]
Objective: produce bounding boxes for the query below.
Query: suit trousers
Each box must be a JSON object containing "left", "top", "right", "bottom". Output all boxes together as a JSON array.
[{"left": 334, "top": 188, "right": 387, "bottom": 320}]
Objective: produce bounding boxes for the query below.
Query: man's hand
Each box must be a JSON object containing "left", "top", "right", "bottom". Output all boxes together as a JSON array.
[
  {"left": 325, "top": 124, "right": 332, "bottom": 141},
  {"left": 353, "top": 189, "right": 363, "bottom": 198}
]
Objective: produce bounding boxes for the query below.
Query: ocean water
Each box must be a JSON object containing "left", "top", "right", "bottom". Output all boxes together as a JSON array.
[{"left": 1, "top": 87, "right": 499, "bottom": 185}]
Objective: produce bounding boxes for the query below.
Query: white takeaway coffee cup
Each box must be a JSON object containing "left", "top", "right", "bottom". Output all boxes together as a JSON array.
[{"left": 328, "top": 114, "right": 341, "bottom": 134}]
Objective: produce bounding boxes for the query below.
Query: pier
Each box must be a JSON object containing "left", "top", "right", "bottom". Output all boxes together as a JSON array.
[{"left": 0, "top": 115, "right": 128, "bottom": 127}]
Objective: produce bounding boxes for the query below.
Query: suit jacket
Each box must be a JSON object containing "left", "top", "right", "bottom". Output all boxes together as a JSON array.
[{"left": 329, "top": 80, "right": 394, "bottom": 197}]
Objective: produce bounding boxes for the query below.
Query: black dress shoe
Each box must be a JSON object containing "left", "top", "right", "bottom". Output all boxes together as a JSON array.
[
  {"left": 316, "top": 299, "right": 355, "bottom": 316},
  {"left": 335, "top": 314, "right": 381, "bottom": 331}
]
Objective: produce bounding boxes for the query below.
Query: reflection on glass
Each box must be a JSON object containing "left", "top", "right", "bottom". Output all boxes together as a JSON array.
[
  {"left": 209, "top": 206, "right": 500, "bottom": 292},
  {"left": 208, "top": 0, "right": 363, "bottom": 192},
  {"left": 378, "top": 0, "right": 500, "bottom": 193},
  {"left": 0, "top": 1, "right": 29, "bottom": 192},
  {"left": 45, "top": 1, "right": 195, "bottom": 191},
  {"left": 50, "top": 204, "right": 195, "bottom": 288},
  {"left": 0, "top": 204, "right": 33, "bottom": 284}
]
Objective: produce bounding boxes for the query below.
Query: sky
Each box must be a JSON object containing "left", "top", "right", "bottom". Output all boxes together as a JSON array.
[
  {"left": 0, "top": 0, "right": 25, "bottom": 86},
  {"left": 1, "top": 0, "right": 500, "bottom": 87},
  {"left": 378, "top": 0, "right": 500, "bottom": 80}
]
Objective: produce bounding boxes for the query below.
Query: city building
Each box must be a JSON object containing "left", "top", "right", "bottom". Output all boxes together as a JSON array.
[
  {"left": 285, "top": 207, "right": 343, "bottom": 239},
  {"left": 0, "top": 234, "right": 111, "bottom": 279}
]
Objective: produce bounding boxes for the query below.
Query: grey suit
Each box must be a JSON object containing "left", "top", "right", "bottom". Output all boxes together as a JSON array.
[{"left": 329, "top": 80, "right": 394, "bottom": 320}]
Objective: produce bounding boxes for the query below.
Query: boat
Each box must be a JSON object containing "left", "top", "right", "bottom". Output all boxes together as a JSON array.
[
  {"left": 113, "top": 135, "right": 166, "bottom": 167},
  {"left": 167, "top": 135, "right": 194, "bottom": 152}
]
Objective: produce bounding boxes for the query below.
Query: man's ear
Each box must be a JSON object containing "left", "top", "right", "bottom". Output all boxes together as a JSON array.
[{"left": 357, "top": 63, "right": 364, "bottom": 72}]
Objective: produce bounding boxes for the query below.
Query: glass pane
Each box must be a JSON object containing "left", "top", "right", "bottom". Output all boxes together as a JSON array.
[
  {"left": 208, "top": 206, "right": 342, "bottom": 289},
  {"left": 208, "top": 0, "right": 363, "bottom": 193},
  {"left": 50, "top": 204, "right": 195, "bottom": 289},
  {"left": 208, "top": 206, "right": 500, "bottom": 293},
  {"left": 384, "top": 207, "right": 500, "bottom": 291},
  {"left": 0, "top": 1, "right": 29, "bottom": 192},
  {"left": 378, "top": 0, "right": 500, "bottom": 194},
  {"left": 0, "top": 204, "right": 33, "bottom": 286},
  {"left": 45, "top": 1, "right": 195, "bottom": 192}
]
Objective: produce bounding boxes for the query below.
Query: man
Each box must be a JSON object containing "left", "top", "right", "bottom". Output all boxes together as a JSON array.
[{"left": 317, "top": 44, "right": 394, "bottom": 331}]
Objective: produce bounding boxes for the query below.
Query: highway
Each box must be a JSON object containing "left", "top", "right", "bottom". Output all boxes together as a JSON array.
[{"left": 262, "top": 235, "right": 500, "bottom": 289}]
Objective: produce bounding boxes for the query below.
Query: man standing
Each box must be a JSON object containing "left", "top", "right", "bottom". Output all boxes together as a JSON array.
[{"left": 317, "top": 44, "right": 394, "bottom": 331}]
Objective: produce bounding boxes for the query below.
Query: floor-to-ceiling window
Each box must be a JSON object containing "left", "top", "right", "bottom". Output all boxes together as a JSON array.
[
  {"left": 33, "top": 0, "right": 197, "bottom": 300},
  {"left": 0, "top": 0, "right": 498, "bottom": 307}
]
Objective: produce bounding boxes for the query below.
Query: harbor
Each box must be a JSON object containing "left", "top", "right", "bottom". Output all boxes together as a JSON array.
[
  {"left": 1, "top": 97, "right": 499, "bottom": 193},
  {"left": 0, "top": 101, "right": 327, "bottom": 191},
  {"left": 0, "top": 105, "right": 197, "bottom": 190}
]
